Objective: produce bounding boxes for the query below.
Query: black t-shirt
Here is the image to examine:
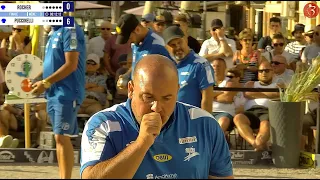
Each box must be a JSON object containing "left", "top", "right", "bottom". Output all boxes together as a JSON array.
[{"left": 188, "top": 36, "right": 201, "bottom": 54}]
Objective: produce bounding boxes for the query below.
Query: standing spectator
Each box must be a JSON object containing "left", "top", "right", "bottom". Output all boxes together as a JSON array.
[
  {"left": 257, "top": 17, "right": 282, "bottom": 53},
  {"left": 115, "top": 14, "right": 172, "bottom": 89},
  {"left": 284, "top": 24, "right": 307, "bottom": 61},
  {"left": 301, "top": 25, "right": 320, "bottom": 66},
  {"left": 199, "top": 19, "right": 236, "bottom": 69},
  {"left": 233, "top": 61, "right": 279, "bottom": 151},
  {"left": 152, "top": 15, "right": 166, "bottom": 36},
  {"left": 140, "top": 13, "right": 155, "bottom": 29},
  {"left": 163, "top": 26, "right": 214, "bottom": 112},
  {"left": 173, "top": 14, "right": 201, "bottom": 53},
  {"left": 103, "top": 33, "right": 131, "bottom": 77},
  {"left": 262, "top": 33, "right": 295, "bottom": 70},
  {"left": 271, "top": 55, "right": 294, "bottom": 86},
  {"left": 211, "top": 58, "right": 241, "bottom": 134},
  {"left": 30, "top": 22, "right": 86, "bottom": 179},
  {"left": 87, "top": 20, "right": 112, "bottom": 58},
  {"left": 233, "top": 29, "right": 263, "bottom": 84}
]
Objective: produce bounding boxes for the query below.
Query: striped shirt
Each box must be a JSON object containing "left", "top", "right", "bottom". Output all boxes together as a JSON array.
[
  {"left": 234, "top": 50, "right": 259, "bottom": 84},
  {"left": 284, "top": 41, "right": 306, "bottom": 61}
]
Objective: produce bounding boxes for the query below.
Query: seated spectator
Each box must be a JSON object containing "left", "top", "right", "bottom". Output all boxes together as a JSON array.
[
  {"left": 262, "top": 33, "right": 295, "bottom": 70},
  {"left": 7, "top": 25, "right": 32, "bottom": 59},
  {"left": 271, "top": 55, "right": 294, "bottom": 86},
  {"left": 233, "top": 61, "right": 280, "bottom": 151},
  {"left": 211, "top": 58, "right": 241, "bottom": 134},
  {"left": 284, "top": 24, "right": 307, "bottom": 61},
  {"left": 233, "top": 29, "right": 264, "bottom": 84},
  {"left": 114, "top": 54, "right": 129, "bottom": 104},
  {"left": 0, "top": 99, "right": 47, "bottom": 148},
  {"left": 79, "top": 54, "right": 110, "bottom": 116}
]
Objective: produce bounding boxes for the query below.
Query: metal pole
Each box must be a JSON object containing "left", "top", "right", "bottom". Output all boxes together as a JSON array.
[
  {"left": 316, "top": 84, "right": 320, "bottom": 154},
  {"left": 201, "top": 1, "right": 207, "bottom": 41},
  {"left": 111, "top": 1, "right": 120, "bottom": 24}
]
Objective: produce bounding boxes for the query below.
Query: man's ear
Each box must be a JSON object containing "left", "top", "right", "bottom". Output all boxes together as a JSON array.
[{"left": 128, "top": 80, "right": 134, "bottom": 99}]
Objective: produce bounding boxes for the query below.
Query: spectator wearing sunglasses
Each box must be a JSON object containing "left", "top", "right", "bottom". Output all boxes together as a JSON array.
[
  {"left": 173, "top": 14, "right": 201, "bottom": 53},
  {"left": 211, "top": 58, "right": 241, "bottom": 136},
  {"left": 262, "top": 33, "right": 295, "bottom": 70},
  {"left": 87, "top": 20, "right": 112, "bottom": 58},
  {"left": 233, "top": 61, "right": 280, "bottom": 151},
  {"left": 7, "top": 25, "right": 32, "bottom": 59},
  {"left": 79, "top": 53, "right": 110, "bottom": 116},
  {"left": 257, "top": 17, "right": 283, "bottom": 53},
  {"left": 153, "top": 15, "right": 166, "bottom": 36},
  {"left": 271, "top": 55, "right": 294, "bottom": 86},
  {"left": 284, "top": 24, "right": 307, "bottom": 61},
  {"left": 199, "top": 19, "right": 236, "bottom": 69},
  {"left": 233, "top": 29, "right": 265, "bottom": 84},
  {"left": 301, "top": 25, "right": 320, "bottom": 66}
]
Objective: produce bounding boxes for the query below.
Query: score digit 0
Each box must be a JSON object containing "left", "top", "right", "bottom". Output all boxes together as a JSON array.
[{"left": 63, "top": 2, "right": 74, "bottom": 12}]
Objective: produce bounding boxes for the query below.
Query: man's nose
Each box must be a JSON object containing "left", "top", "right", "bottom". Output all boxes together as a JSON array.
[{"left": 151, "top": 101, "right": 162, "bottom": 113}]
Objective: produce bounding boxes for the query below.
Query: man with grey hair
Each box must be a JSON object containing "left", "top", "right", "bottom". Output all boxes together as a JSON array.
[{"left": 271, "top": 55, "right": 294, "bottom": 86}]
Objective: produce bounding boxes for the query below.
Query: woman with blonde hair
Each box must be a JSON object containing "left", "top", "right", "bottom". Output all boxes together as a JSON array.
[{"left": 233, "top": 29, "right": 265, "bottom": 83}]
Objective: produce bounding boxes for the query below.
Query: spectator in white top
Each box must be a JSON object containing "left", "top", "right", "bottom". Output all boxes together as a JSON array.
[
  {"left": 301, "top": 25, "right": 320, "bottom": 66},
  {"left": 87, "top": 21, "right": 112, "bottom": 58},
  {"left": 285, "top": 24, "right": 307, "bottom": 61},
  {"left": 233, "top": 61, "right": 280, "bottom": 151},
  {"left": 271, "top": 55, "right": 294, "bottom": 86},
  {"left": 262, "top": 33, "right": 295, "bottom": 70},
  {"left": 211, "top": 58, "right": 241, "bottom": 134},
  {"left": 199, "top": 19, "right": 236, "bottom": 69}
]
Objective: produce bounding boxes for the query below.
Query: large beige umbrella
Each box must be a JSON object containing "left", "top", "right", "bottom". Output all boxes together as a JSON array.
[
  {"left": 124, "top": 6, "right": 180, "bottom": 16},
  {"left": 75, "top": 1, "right": 110, "bottom": 10}
]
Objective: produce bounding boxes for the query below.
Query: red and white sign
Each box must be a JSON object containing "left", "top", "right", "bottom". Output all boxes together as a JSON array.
[{"left": 304, "top": 2, "right": 319, "bottom": 18}]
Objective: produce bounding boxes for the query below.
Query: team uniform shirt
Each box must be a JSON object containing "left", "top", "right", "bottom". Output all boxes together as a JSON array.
[
  {"left": 177, "top": 50, "right": 215, "bottom": 108},
  {"left": 80, "top": 99, "right": 233, "bottom": 179},
  {"left": 43, "top": 24, "right": 86, "bottom": 104},
  {"left": 131, "top": 30, "right": 174, "bottom": 78}
]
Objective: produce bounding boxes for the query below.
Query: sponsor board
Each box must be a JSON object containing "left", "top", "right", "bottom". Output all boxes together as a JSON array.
[
  {"left": 231, "top": 151, "right": 244, "bottom": 160},
  {"left": 299, "top": 151, "right": 320, "bottom": 168},
  {"left": 0, "top": 151, "right": 15, "bottom": 162},
  {"left": 232, "top": 159, "right": 256, "bottom": 165}
]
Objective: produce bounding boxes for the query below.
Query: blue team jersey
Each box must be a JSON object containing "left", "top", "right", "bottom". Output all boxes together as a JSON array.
[
  {"left": 177, "top": 50, "right": 215, "bottom": 107},
  {"left": 131, "top": 30, "right": 174, "bottom": 78},
  {"left": 43, "top": 24, "right": 86, "bottom": 104},
  {"left": 80, "top": 99, "right": 232, "bottom": 179}
]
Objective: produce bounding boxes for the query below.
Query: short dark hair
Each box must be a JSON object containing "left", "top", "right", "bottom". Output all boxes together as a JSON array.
[
  {"left": 227, "top": 68, "right": 241, "bottom": 78},
  {"left": 272, "top": 33, "right": 285, "bottom": 40},
  {"left": 174, "top": 14, "right": 189, "bottom": 23},
  {"left": 213, "top": 58, "right": 226, "bottom": 66},
  {"left": 270, "top": 17, "right": 281, "bottom": 24}
]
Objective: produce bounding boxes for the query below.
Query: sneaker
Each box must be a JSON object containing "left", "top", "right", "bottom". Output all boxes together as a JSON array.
[
  {"left": 10, "top": 138, "right": 19, "bottom": 148},
  {"left": 0, "top": 135, "right": 13, "bottom": 148}
]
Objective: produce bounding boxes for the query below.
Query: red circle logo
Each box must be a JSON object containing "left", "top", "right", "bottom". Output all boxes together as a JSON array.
[
  {"left": 21, "top": 79, "right": 32, "bottom": 92},
  {"left": 304, "top": 2, "right": 319, "bottom": 18}
]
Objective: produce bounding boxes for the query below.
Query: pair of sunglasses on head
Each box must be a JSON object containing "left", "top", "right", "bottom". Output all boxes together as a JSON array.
[{"left": 12, "top": 28, "right": 23, "bottom": 32}]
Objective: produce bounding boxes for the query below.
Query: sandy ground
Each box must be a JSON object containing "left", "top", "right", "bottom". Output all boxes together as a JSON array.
[{"left": 0, "top": 164, "right": 320, "bottom": 179}]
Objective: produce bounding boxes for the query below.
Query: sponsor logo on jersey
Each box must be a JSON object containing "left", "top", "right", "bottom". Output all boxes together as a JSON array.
[
  {"left": 153, "top": 154, "right": 172, "bottom": 162},
  {"left": 179, "top": 136, "right": 197, "bottom": 145}
]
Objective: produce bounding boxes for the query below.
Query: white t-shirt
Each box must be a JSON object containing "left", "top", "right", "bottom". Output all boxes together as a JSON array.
[
  {"left": 199, "top": 37, "right": 237, "bottom": 69},
  {"left": 301, "top": 44, "right": 320, "bottom": 65},
  {"left": 87, "top": 36, "right": 106, "bottom": 58},
  {"left": 212, "top": 77, "right": 236, "bottom": 116},
  {"left": 272, "top": 69, "right": 294, "bottom": 86},
  {"left": 262, "top": 49, "right": 295, "bottom": 64}
]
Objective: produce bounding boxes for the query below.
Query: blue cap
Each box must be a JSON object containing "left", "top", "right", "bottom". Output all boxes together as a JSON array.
[{"left": 141, "top": 13, "right": 155, "bottom": 22}]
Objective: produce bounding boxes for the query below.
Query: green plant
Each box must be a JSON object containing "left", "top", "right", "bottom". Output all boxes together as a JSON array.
[{"left": 279, "top": 55, "right": 320, "bottom": 102}]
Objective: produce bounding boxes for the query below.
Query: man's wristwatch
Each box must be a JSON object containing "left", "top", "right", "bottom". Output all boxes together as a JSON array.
[{"left": 42, "top": 79, "right": 52, "bottom": 89}]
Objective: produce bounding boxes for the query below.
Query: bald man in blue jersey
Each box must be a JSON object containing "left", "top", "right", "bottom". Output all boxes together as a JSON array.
[{"left": 80, "top": 55, "right": 233, "bottom": 179}]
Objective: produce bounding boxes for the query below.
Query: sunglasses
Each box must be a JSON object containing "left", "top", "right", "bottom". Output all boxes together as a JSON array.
[
  {"left": 271, "top": 61, "right": 284, "bottom": 65},
  {"left": 101, "top": 28, "right": 111, "bottom": 31},
  {"left": 12, "top": 28, "right": 22, "bottom": 32},
  {"left": 86, "top": 60, "right": 97, "bottom": 65},
  {"left": 173, "top": 23, "right": 181, "bottom": 27},
  {"left": 273, "top": 43, "right": 284, "bottom": 47},
  {"left": 258, "top": 69, "right": 272, "bottom": 73},
  {"left": 242, "top": 39, "right": 252, "bottom": 42},
  {"left": 226, "top": 75, "right": 235, "bottom": 79},
  {"left": 156, "top": 23, "right": 165, "bottom": 26},
  {"left": 315, "top": 32, "right": 320, "bottom": 36}
]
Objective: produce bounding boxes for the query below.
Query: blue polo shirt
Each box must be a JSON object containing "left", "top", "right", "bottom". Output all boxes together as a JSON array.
[
  {"left": 80, "top": 99, "right": 232, "bottom": 179},
  {"left": 177, "top": 50, "right": 215, "bottom": 107},
  {"left": 131, "top": 30, "right": 174, "bottom": 78},
  {"left": 43, "top": 24, "right": 86, "bottom": 104}
]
